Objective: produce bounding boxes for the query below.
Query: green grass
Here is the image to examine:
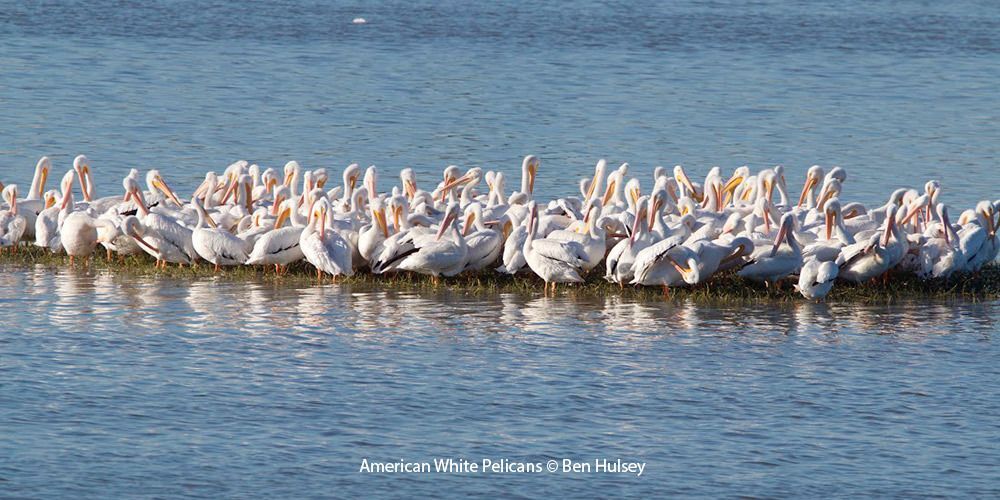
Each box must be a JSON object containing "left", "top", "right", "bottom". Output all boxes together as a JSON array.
[{"left": 2, "top": 245, "right": 998, "bottom": 304}]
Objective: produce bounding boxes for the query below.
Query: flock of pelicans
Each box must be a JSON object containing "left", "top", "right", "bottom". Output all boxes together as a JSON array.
[{"left": 0, "top": 155, "right": 998, "bottom": 301}]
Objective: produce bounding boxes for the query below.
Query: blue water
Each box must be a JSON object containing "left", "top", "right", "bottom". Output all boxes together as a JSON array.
[{"left": 2, "top": 1, "right": 1000, "bottom": 497}]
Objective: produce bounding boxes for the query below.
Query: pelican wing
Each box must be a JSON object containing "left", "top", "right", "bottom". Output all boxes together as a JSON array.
[
  {"left": 531, "top": 239, "right": 586, "bottom": 266},
  {"left": 815, "top": 260, "right": 839, "bottom": 285}
]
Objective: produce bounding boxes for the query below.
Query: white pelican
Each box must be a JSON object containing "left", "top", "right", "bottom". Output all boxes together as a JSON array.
[
  {"left": 128, "top": 187, "right": 197, "bottom": 267},
  {"left": 461, "top": 203, "right": 503, "bottom": 271},
  {"left": 631, "top": 235, "right": 700, "bottom": 295},
  {"left": 605, "top": 197, "right": 654, "bottom": 285},
  {"left": 515, "top": 155, "right": 539, "bottom": 200},
  {"left": 797, "top": 165, "right": 824, "bottom": 209},
  {"left": 686, "top": 236, "right": 755, "bottom": 283},
  {"left": 60, "top": 209, "right": 115, "bottom": 265},
  {"left": 0, "top": 185, "right": 27, "bottom": 250},
  {"left": 796, "top": 260, "right": 839, "bottom": 301},
  {"left": 959, "top": 201, "right": 999, "bottom": 272},
  {"left": 246, "top": 199, "right": 306, "bottom": 272},
  {"left": 191, "top": 197, "right": 250, "bottom": 271},
  {"left": 915, "top": 204, "right": 965, "bottom": 279},
  {"left": 837, "top": 206, "right": 901, "bottom": 283},
  {"left": 802, "top": 198, "right": 855, "bottom": 263},
  {"left": 396, "top": 202, "right": 469, "bottom": 283},
  {"left": 16, "top": 156, "right": 51, "bottom": 241},
  {"left": 300, "top": 198, "right": 353, "bottom": 281},
  {"left": 523, "top": 201, "right": 589, "bottom": 294},
  {"left": 496, "top": 212, "right": 528, "bottom": 275},
  {"left": 545, "top": 205, "right": 607, "bottom": 272},
  {"left": 35, "top": 170, "right": 75, "bottom": 251},
  {"left": 738, "top": 213, "right": 802, "bottom": 287}
]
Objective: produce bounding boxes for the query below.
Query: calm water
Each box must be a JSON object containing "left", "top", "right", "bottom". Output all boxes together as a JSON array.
[{"left": 2, "top": 1, "right": 1000, "bottom": 497}]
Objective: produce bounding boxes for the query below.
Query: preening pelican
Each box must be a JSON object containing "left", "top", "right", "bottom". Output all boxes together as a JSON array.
[
  {"left": 0, "top": 185, "right": 27, "bottom": 250},
  {"left": 738, "top": 213, "right": 802, "bottom": 287},
  {"left": 246, "top": 199, "right": 305, "bottom": 272},
  {"left": 300, "top": 198, "right": 353, "bottom": 281},
  {"left": 396, "top": 202, "right": 469, "bottom": 283},
  {"left": 523, "top": 201, "right": 589, "bottom": 294},
  {"left": 191, "top": 197, "right": 250, "bottom": 271},
  {"left": 796, "top": 259, "right": 839, "bottom": 301}
]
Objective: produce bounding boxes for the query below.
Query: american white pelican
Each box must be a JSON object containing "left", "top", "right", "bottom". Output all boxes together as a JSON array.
[
  {"left": 605, "top": 197, "right": 654, "bottom": 285},
  {"left": 959, "top": 201, "right": 999, "bottom": 272},
  {"left": 523, "top": 201, "right": 589, "bottom": 294},
  {"left": 35, "top": 170, "right": 75, "bottom": 251},
  {"left": 796, "top": 260, "right": 839, "bottom": 301},
  {"left": 545, "top": 205, "right": 607, "bottom": 272},
  {"left": 686, "top": 236, "right": 755, "bottom": 283},
  {"left": 0, "top": 185, "right": 27, "bottom": 250},
  {"left": 128, "top": 188, "right": 197, "bottom": 267},
  {"left": 738, "top": 213, "right": 802, "bottom": 287},
  {"left": 515, "top": 155, "right": 539, "bottom": 200},
  {"left": 60, "top": 209, "right": 114, "bottom": 265},
  {"left": 460, "top": 203, "right": 503, "bottom": 271},
  {"left": 496, "top": 212, "right": 528, "bottom": 275},
  {"left": 631, "top": 235, "right": 700, "bottom": 294},
  {"left": 915, "top": 203, "right": 965, "bottom": 279},
  {"left": 396, "top": 202, "right": 469, "bottom": 283},
  {"left": 16, "top": 156, "right": 51, "bottom": 241},
  {"left": 191, "top": 197, "right": 250, "bottom": 271},
  {"left": 802, "top": 198, "right": 855, "bottom": 263},
  {"left": 300, "top": 198, "right": 353, "bottom": 281},
  {"left": 837, "top": 206, "right": 901, "bottom": 283},
  {"left": 797, "top": 165, "right": 824, "bottom": 209},
  {"left": 246, "top": 199, "right": 306, "bottom": 272}
]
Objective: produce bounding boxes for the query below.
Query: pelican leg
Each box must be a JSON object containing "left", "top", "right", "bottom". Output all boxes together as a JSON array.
[
  {"left": 662, "top": 285, "right": 670, "bottom": 298},
  {"left": 69, "top": 255, "right": 74, "bottom": 266},
  {"left": 214, "top": 263, "right": 220, "bottom": 273},
  {"left": 106, "top": 248, "right": 112, "bottom": 261},
  {"left": 317, "top": 267, "right": 322, "bottom": 281},
  {"left": 274, "top": 264, "right": 280, "bottom": 274}
]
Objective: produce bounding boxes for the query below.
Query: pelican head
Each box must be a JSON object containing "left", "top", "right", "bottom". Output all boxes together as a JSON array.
[
  {"left": 798, "top": 165, "right": 824, "bottom": 207},
  {"left": 283, "top": 161, "right": 301, "bottom": 187},
  {"left": 824, "top": 198, "right": 842, "bottom": 240},
  {"left": 436, "top": 202, "right": 461, "bottom": 241},
  {"left": 624, "top": 178, "right": 642, "bottom": 209},
  {"left": 72, "top": 154, "right": 93, "bottom": 201},
  {"left": 123, "top": 216, "right": 159, "bottom": 253},
  {"left": 31, "top": 156, "right": 51, "bottom": 199},
  {"left": 770, "top": 213, "right": 798, "bottom": 257},
  {"left": 522, "top": 155, "right": 539, "bottom": 195},
  {"left": 400, "top": 168, "right": 417, "bottom": 198},
  {"left": 342, "top": 163, "right": 361, "bottom": 195},
  {"left": 976, "top": 200, "right": 996, "bottom": 237},
  {"left": 629, "top": 197, "right": 649, "bottom": 247},
  {"left": 147, "top": 170, "right": 183, "bottom": 206},
  {"left": 313, "top": 168, "right": 329, "bottom": 189},
  {"left": 673, "top": 165, "right": 701, "bottom": 202},
  {"left": 363, "top": 166, "right": 378, "bottom": 201},
  {"left": 882, "top": 205, "right": 899, "bottom": 247},
  {"left": 3, "top": 185, "right": 18, "bottom": 214}
]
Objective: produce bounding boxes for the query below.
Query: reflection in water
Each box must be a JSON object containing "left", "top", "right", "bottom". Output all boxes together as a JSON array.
[
  {"left": 1, "top": 266, "right": 999, "bottom": 498},
  {"left": 2, "top": 265, "right": 997, "bottom": 342}
]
